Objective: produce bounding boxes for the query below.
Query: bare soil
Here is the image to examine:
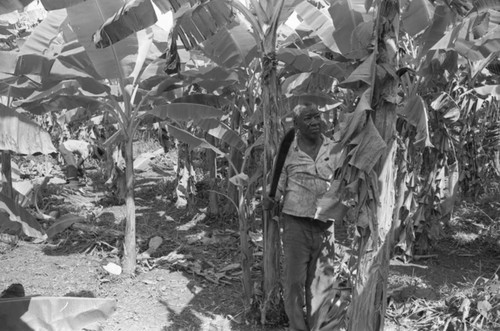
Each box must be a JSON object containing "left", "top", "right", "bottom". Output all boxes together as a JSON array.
[{"left": 2, "top": 152, "right": 500, "bottom": 331}]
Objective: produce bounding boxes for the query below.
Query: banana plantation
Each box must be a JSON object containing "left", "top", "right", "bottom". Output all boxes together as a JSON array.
[{"left": 1, "top": 0, "right": 500, "bottom": 330}]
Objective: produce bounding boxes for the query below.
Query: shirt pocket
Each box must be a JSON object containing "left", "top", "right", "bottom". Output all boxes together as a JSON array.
[{"left": 316, "top": 158, "right": 334, "bottom": 182}]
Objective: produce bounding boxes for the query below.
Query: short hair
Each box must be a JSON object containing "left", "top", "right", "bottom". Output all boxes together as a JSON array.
[{"left": 292, "top": 102, "right": 319, "bottom": 120}]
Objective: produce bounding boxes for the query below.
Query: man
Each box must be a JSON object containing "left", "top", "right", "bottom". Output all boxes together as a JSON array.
[
  {"left": 265, "top": 102, "right": 340, "bottom": 331},
  {"left": 59, "top": 139, "right": 104, "bottom": 183}
]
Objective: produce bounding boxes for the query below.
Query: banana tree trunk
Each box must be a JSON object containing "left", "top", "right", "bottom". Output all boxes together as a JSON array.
[
  {"left": 261, "top": 52, "right": 283, "bottom": 323},
  {"left": 206, "top": 134, "right": 219, "bottom": 216},
  {"left": 347, "top": 1, "right": 400, "bottom": 330},
  {"left": 122, "top": 129, "right": 137, "bottom": 275},
  {"left": 1, "top": 151, "right": 13, "bottom": 199},
  {"left": 238, "top": 189, "right": 253, "bottom": 313},
  {"left": 226, "top": 109, "right": 242, "bottom": 214},
  {"left": 392, "top": 143, "right": 408, "bottom": 247}
]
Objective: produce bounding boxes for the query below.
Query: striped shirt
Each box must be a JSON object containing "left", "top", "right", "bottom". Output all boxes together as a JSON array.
[{"left": 278, "top": 135, "right": 341, "bottom": 220}]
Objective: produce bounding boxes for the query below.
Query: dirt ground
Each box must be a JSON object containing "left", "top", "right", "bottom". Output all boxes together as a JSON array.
[{"left": 2, "top": 152, "right": 500, "bottom": 331}]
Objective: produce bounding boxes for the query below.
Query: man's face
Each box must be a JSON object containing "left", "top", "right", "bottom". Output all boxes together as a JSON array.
[{"left": 295, "top": 107, "right": 322, "bottom": 140}]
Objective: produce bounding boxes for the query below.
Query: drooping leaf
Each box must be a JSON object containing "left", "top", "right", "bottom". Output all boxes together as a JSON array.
[
  {"left": 0, "top": 104, "right": 56, "bottom": 154},
  {"left": 0, "top": 297, "right": 116, "bottom": 330},
  {"left": 339, "top": 52, "right": 375, "bottom": 90},
  {"left": 0, "top": 192, "right": 46, "bottom": 240},
  {"left": 197, "top": 118, "right": 247, "bottom": 152},
  {"left": 46, "top": 214, "right": 86, "bottom": 239},
  {"left": 348, "top": 116, "right": 386, "bottom": 173},
  {"left": 93, "top": 0, "right": 157, "bottom": 49},
  {"left": 397, "top": 95, "right": 433, "bottom": 147},
  {"left": 147, "top": 103, "right": 223, "bottom": 122},
  {"left": 401, "top": 0, "right": 435, "bottom": 36},
  {"left": 166, "top": 124, "right": 225, "bottom": 156},
  {"left": 339, "top": 87, "right": 371, "bottom": 144}
]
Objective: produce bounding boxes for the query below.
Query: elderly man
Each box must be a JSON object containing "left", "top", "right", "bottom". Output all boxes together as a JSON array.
[{"left": 265, "top": 102, "right": 340, "bottom": 331}]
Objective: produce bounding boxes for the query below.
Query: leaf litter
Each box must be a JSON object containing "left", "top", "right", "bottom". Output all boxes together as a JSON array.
[{"left": 2, "top": 154, "right": 500, "bottom": 330}]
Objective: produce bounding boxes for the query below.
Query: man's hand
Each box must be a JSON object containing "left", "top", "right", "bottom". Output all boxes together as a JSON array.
[{"left": 262, "top": 195, "right": 277, "bottom": 211}]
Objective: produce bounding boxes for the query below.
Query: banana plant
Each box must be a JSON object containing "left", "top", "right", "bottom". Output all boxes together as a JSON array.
[
  {"left": 0, "top": 0, "right": 231, "bottom": 275},
  {"left": 326, "top": 0, "right": 500, "bottom": 329},
  {"left": 89, "top": 0, "right": 364, "bottom": 324}
]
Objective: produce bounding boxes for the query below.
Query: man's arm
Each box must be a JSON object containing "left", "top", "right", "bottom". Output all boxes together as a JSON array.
[{"left": 263, "top": 158, "right": 287, "bottom": 210}]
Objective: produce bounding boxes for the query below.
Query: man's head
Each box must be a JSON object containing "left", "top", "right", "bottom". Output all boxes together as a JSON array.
[{"left": 293, "top": 102, "right": 322, "bottom": 140}]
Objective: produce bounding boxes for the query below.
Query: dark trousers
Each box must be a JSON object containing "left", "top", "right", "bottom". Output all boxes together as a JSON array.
[{"left": 281, "top": 213, "right": 333, "bottom": 331}]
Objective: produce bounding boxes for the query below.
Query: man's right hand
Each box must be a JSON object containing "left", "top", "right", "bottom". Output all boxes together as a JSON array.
[{"left": 262, "top": 195, "right": 277, "bottom": 211}]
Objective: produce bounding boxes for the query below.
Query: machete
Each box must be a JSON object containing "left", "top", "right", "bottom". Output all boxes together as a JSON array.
[{"left": 269, "top": 128, "right": 295, "bottom": 198}]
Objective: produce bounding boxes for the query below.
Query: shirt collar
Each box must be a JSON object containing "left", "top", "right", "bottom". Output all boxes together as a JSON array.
[{"left": 292, "top": 134, "right": 332, "bottom": 151}]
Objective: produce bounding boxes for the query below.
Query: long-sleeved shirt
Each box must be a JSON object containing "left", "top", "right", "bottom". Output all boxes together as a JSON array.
[{"left": 278, "top": 135, "right": 340, "bottom": 220}]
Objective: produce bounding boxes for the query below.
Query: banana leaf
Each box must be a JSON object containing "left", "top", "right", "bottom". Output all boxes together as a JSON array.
[
  {"left": 0, "top": 296, "right": 116, "bottom": 330},
  {"left": 295, "top": 1, "right": 338, "bottom": 53},
  {"left": 401, "top": 0, "right": 435, "bottom": 36},
  {"left": 167, "top": 124, "right": 225, "bottom": 156},
  {"left": 46, "top": 214, "right": 86, "bottom": 239},
  {"left": 0, "top": 192, "right": 46, "bottom": 240},
  {"left": 146, "top": 103, "right": 223, "bottom": 122},
  {"left": 200, "top": 22, "right": 257, "bottom": 69},
  {"left": 329, "top": 0, "right": 364, "bottom": 57},
  {"left": 197, "top": 118, "right": 247, "bottom": 152},
  {"left": 94, "top": 0, "right": 157, "bottom": 49},
  {"left": 0, "top": 104, "right": 56, "bottom": 154},
  {"left": 397, "top": 94, "right": 433, "bottom": 148}
]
